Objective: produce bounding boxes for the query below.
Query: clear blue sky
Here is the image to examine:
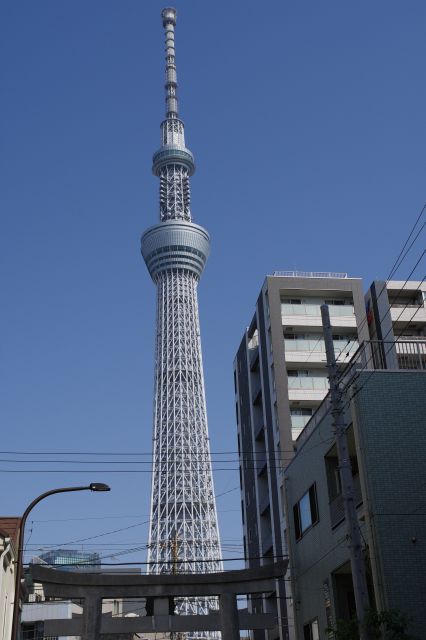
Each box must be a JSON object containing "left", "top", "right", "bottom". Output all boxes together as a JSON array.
[{"left": 1, "top": 0, "right": 425, "bottom": 567}]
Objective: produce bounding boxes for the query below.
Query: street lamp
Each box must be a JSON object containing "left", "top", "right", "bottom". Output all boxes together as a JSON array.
[{"left": 11, "top": 483, "right": 111, "bottom": 640}]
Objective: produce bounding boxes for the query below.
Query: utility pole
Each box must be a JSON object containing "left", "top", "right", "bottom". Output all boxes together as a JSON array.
[
  {"left": 171, "top": 537, "right": 179, "bottom": 576},
  {"left": 170, "top": 538, "right": 183, "bottom": 640},
  {"left": 321, "top": 305, "right": 372, "bottom": 640}
]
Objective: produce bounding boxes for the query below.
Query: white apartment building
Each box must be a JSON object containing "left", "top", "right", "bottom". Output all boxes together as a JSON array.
[{"left": 233, "top": 272, "right": 369, "bottom": 640}]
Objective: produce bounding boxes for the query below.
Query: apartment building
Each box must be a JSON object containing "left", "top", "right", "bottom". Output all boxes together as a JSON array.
[
  {"left": 284, "top": 342, "right": 426, "bottom": 640},
  {"left": 233, "top": 272, "right": 369, "bottom": 640}
]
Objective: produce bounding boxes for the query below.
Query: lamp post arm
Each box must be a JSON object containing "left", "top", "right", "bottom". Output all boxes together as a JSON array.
[
  {"left": 19, "top": 486, "right": 92, "bottom": 538},
  {"left": 12, "top": 485, "right": 93, "bottom": 640}
]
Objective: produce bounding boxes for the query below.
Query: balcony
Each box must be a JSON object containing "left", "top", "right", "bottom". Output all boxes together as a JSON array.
[
  {"left": 257, "top": 459, "right": 267, "bottom": 477},
  {"left": 288, "top": 376, "right": 329, "bottom": 389},
  {"left": 287, "top": 376, "right": 329, "bottom": 401},
  {"left": 346, "top": 339, "right": 426, "bottom": 371},
  {"left": 291, "top": 425, "right": 305, "bottom": 440},
  {"left": 254, "top": 420, "right": 265, "bottom": 441},
  {"left": 396, "top": 340, "right": 426, "bottom": 370},
  {"left": 290, "top": 414, "right": 313, "bottom": 429},
  {"left": 329, "top": 474, "right": 363, "bottom": 529},
  {"left": 281, "top": 303, "right": 356, "bottom": 328},
  {"left": 390, "top": 304, "right": 426, "bottom": 326},
  {"left": 249, "top": 344, "right": 260, "bottom": 371},
  {"left": 251, "top": 378, "right": 262, "bottom": 405},
  {"left": 261, "top": 532, "right": 273, "bottom": 556},
  {"left": 284, "top": 338, "right": 358, "bottom": 363},
  {"left": 259, "top": 493, "right": 270, "bottom": 515}
]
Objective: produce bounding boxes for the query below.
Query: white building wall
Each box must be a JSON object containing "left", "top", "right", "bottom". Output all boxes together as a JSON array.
[{"left": 0, "top": 536, "right": 16, "bottom": 640}]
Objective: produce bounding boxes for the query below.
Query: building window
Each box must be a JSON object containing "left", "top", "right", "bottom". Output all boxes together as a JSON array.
[
  {"left": 325, "top": 298, "right": 346, "bottom": 306},
  {"left": 293, "top": 484, "right": 319, "bottom": 541},
  {"left": 303, "top": 618, "right": 319, "bottom": 640},
  {"left": 290, "top": 408, "right": 313, "bottom": 417}
]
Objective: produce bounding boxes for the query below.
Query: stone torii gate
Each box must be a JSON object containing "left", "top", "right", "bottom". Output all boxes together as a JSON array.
[{"left": 30, "top": 561, "right": 287, "bottom": 640}]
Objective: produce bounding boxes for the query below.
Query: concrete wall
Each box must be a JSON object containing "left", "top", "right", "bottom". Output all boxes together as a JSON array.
[{"left": 0, "top": 534, "right": 16, "bottom": 640}]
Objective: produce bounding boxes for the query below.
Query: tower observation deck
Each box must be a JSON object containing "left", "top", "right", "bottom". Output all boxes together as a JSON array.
[{"left": 141, "top": 7, "right": 222, "bottom": 632}]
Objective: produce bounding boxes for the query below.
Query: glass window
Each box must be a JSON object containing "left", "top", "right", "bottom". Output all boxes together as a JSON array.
[
  {"left": 288, "top": 370, "right": 309, "bottom": 377},
  {"left": 290, "top": 408, "right": 313, "bottom": 416},
  {"left": 293, "top": 484, "right": 319, "bottom": 541},
  {"left": 299, "top": 492, "right": 312, "bottom": 531}
]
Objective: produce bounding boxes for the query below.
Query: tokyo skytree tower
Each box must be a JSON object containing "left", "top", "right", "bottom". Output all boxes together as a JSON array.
[{"left": 141, "top": 6, "right": 223, "bottom": 618}]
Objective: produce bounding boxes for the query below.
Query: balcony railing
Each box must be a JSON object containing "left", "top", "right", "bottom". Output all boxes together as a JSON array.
[
  {"left": 390, "top": 305, "right": 426, "bottom": 324},
  {"left": 287, "top": 376, "right": 329, "bottom": 391},
  {"left": 291, "top": 415, "right": 313, "bottom": 430},
  {"left": 340, "top": 339, "right": 426, "bottom": 377},
  {"left": 396, "top": 340, "right": 426, "bottom": 369},
  {"left": 284, "top": 338, "right": 359, "bottom": 354},
  {"left": 281, "top": 303, "right": 355, "bottom": 318}
]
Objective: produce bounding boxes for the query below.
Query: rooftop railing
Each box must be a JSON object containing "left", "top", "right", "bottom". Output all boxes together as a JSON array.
[{"left": 273, "top": 271, "right": 348, "bottom": 279}]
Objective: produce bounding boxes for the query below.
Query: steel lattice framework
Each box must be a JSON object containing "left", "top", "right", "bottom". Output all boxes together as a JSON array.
[{"left": 140, "top": 7, "right": 222, "bottom": 632}]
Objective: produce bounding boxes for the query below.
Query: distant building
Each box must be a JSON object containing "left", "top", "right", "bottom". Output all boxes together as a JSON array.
[
  {"left": 22, "top": 549, "right": 101, "bottom": 640},
  {"left": 22, "top": 601, "right": 83, "bottom": 640},
  {"left": 233, "top": 272, "right": 369, "bottom": 640},
  {"left": 284, "top": 342, "right": 426, "bottom": 640},
  {"left": 35, "top": 548, "right": 101, "bottom": 571}
]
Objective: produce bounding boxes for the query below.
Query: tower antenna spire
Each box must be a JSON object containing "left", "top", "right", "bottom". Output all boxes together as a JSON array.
[{"left": 162, "top": 7, "right": 179, "bottom": 119}]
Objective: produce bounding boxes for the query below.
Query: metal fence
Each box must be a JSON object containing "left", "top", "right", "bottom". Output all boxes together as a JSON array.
[{"left": 341, "top": 339, "right": 426, "bottom": 375}]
